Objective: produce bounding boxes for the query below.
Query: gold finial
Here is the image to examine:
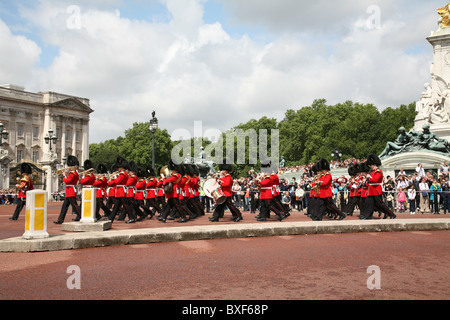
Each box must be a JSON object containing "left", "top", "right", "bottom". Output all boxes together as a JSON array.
[{"left": 438, "top": 3, "right": 450, "bottom": 28}]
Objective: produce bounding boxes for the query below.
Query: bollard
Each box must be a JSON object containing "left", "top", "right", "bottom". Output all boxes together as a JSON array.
[
  {"left": 80, "top": 187, "right": 97, "bottom": 223},
  {"left": 23, "top": 190, "right": 49, "bottom": 240}
]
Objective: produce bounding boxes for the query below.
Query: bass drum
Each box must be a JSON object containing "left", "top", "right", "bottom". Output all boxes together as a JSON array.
[{"left": 202, "top": 178, "right": 226, "bottom": 205}]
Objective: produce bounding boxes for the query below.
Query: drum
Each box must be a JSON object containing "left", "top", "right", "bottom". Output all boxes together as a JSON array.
[{"left": 202, "top": 178, "right": 226, "bottom": 205}]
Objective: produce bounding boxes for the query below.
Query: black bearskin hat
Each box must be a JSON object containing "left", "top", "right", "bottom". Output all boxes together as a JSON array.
[
  {"left": 367, "top": 153, "right": 381, "bottom": 166},
  {"left": 97, "top": 163, "right": 108, "bottom": 174},
  {"left": 20, "top": 162, "right": 32, "bottom": 175},
  {"left": 218, "top": 158, "right": 234, "bottom": 173},
  {"left": 115, "top": 156, "right": 129, "bottom": 170},
  {"left": 67, "top": 155, "right": 79, "bottom": 167},
  {"left": 318, "top": 158, "right": 330, "bottom": 171},
  {"left": 84, "top": 159, "right": 94, "bottom": 170}
]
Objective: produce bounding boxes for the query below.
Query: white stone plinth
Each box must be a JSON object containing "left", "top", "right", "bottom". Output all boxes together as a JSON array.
[
  {"left": 81, "top": 187, "right": 97, "bottom": 223},
  {"left": 23, "top": 190, "right": 49, "bottom": 240}
]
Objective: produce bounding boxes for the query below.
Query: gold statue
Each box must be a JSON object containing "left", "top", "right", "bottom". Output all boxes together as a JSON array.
[{"left": 438, "top": 3, "right": 450, "bottom": 28}]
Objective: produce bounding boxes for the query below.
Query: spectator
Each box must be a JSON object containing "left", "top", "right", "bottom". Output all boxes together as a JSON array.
[
  {"left": 408, "top": 185, "right": 416, "bottom": 214},
  {"left": 430, "top": 179, "right": 441, "bottom": 214},
  {"left": 419, "top": 177, "right": 430, "bottom": 214},
  {"left": 416, "top": 163, "right": 425, "bottom": 180},
  {"left": 441, "top": 161, "right": 449, "bottom": 178},
  {"left": 397, "top": 188, "right": 407, "bottom": 213},
  {"left": 442, "top": 176, "right": 450, "bottom": 214}
]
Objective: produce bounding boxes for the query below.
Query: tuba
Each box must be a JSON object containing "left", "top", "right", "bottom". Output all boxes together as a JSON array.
[{"left": 160, "top": 165, "right": 171, "bottom": 178}]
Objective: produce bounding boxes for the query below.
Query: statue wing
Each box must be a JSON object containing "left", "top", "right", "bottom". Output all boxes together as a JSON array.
[{"left": 433, "top": 74, "right": 449, "bottom": 95}]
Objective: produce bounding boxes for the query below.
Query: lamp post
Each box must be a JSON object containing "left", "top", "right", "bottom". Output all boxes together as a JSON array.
[
  {"left": 149, "top": 111, "right": 158, "bottom": 171},
  {"left": 331, "top": 149, "right": 342, "bottom": 162},
  {"left": 44, "top": 129, "right": 58, "bottom": 152}
]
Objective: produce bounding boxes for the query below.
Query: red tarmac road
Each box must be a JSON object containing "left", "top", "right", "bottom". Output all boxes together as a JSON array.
[{"left": 0, "top": 203, "right": 449, "bottom": 300}]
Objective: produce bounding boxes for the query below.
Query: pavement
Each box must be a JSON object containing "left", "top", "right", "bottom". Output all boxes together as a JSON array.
[{"left": 1, "top": 202, "right": 449, "bottom": 252}]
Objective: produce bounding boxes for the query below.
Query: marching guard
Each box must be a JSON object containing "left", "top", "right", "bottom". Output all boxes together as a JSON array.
[
  {"left": 313, "top": 159, "right": 346, "bottom": 221},
  {"left": 10, "top": 162, "right": 34, "bottom": 221},
  {"left": 364, "top": 154, "right": 397, "bottom": 220},
  {"left": 54, "top": 156, "right": 82, "bottom": 224},
  {"left": 158, "top": 160, "right": 187, "bottom": 223},
  {"left": 93, "top": 163, "right": 111, "bottom": 220},
  {"left": 209, "top": 159, "right": 243, "bottom": 222}
]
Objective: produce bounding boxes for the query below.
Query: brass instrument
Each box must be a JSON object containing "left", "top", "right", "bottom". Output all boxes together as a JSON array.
[
  {"left": 313, "top": 176, "right": 321, "bottom": 195},
  {"left": 56, "top": 166, "right": 76, "bottom": 175},
  {"left": 79, "top": 168, "right": 96, "bottom": 176},
  {"left": 105, "top": 171, "right": 119, "bottom": 179},
  {"left": 160, "top": 165, "right": 171, "bottom": 178}
]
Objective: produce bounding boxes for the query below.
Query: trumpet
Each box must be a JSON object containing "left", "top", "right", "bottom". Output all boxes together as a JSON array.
[{"left": 56, "top": 166, "right": 76, "bottom": 175}]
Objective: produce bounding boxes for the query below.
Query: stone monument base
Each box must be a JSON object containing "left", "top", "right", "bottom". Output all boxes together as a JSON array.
[
  {"left": 62, "top": 221, "right": 112, "bottom": 232},
  {"left": 381, "top": 152, "right": 449, "bottom": 177}
]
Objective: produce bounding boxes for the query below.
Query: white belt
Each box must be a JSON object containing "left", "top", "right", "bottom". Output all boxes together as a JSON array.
[{"left": 369, "top": 183, "right": 382, "bottom": 186}]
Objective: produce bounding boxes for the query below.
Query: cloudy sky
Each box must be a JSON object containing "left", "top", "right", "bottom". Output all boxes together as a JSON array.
[{"left": 0, "top": 0, "right": 445, "bottom": 143}]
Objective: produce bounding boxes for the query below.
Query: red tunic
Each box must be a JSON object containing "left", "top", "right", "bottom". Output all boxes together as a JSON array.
[
  {"left": 146, "top": 178, "right": 157, "bottom": 199},
  {"left": 164, "top": 173, "right": 181, "bottom": 199},
  {"left": 17, "top": 176, "right": 33, "bottom": 199},
  {"left": 319, "top": 172, "right": 333, "bottom": 199},
  {"left": 135, "top": 179, "right": 146, "bottom": 200},
  {"left": 114, "top": 171, "right": 129, "bottom": 198},
  {"left": 93, "top": 177, "right": 107, "bottom": 199},
  {"left": 368, "top": 169, "right": 383, "bottom": 196},
  {"left": 107, "top": 179, "right": 116, "bottom": 197},
  {"left": 270, "top": 173, "right": 280, "bottom": 197},
  {"left": 218, "top": 174, "right": 233, "bottom": 197},
  {"left": 126, "top": 175, "right": 137, "bottom": 198},
  {"left": 258, "top": 176, "right": 273, "bottom": 199},
  {"left": 64, "top": 171, "right": 79, "bottom": 198}
]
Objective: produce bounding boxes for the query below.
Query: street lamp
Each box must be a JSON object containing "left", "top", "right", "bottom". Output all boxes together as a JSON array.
[
  {"left": 44, "top": 129, "right": 58, "bottom": 152},
  {"left": 331, "top": 149, "right": 342, "bottom": 162},
  {"left": 149, "top": 111, "right": 158, "bottom": 171},
  {"left": 0, "top": 123, "right": 9, "bottom": 145}
]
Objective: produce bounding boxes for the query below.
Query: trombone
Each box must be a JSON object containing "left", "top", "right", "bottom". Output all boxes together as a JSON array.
[{"left": 79, "top": 168, "right": 96, "bottom": 176}]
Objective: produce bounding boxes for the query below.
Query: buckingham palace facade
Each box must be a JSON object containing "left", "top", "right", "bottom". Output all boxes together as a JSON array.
[{"left": 0, "top": 84, "right": 93, "bottom": 195}]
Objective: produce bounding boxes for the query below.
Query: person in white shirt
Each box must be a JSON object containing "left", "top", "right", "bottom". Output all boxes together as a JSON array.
[
  {"left": 419, "top": 178, "right": 430, "bottom": 213},
  {"left": 416, "top": 163, "right": 425, "bottom": 179}
]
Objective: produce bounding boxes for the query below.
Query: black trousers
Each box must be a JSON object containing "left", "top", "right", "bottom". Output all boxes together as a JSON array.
[
  {"left": 190, "top": 196, "right": 205, "bottom": 215},
  {"left": 314, "top": 197, "right": 342, "bottom": 220},
  {"left": 96, "top": 198, "right": 111, "bottom": 219},
  {"left": 56, "top": 196, "right": 81, "bottom": 222},
  {"left": 11, "top": 198, "right": 26, "bottom": 220},
  {"left": 212, "top": 197, "right": 242, "bottom": 220},
  {"left": 364, "top": 195, "right": 395, "bottom": 219},
  {"left": 344, "top": 196, "right": 359, "bottom": 215},
  {"left": 259, "top": 198, "right": 283, "bottom": 219},
  {"left": 145, "top": 198, "right": 162, "bottom": 215},
  {"left": 108, "top": 197, "right": 135, "bottom": 222},
  {"left": 161, "top": 198, "right": 186, "bottom": 220}
]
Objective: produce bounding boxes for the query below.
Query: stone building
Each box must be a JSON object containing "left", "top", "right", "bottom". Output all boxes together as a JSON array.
[{"left": 0, "top": 84, "right": 93, "bottom": 195}]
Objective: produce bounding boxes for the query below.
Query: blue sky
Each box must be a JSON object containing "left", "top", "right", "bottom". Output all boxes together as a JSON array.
[{"left": 0, "top": 0, "right": 446, "bottom": 143}]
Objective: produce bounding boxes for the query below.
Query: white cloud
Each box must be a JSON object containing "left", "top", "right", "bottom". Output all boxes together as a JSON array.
[
  {"left": 1, "top": 0, "right": 445, "bottom": 144},
  {"left": 0, "top": 19, "right": 41, "bottom": 85}
]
